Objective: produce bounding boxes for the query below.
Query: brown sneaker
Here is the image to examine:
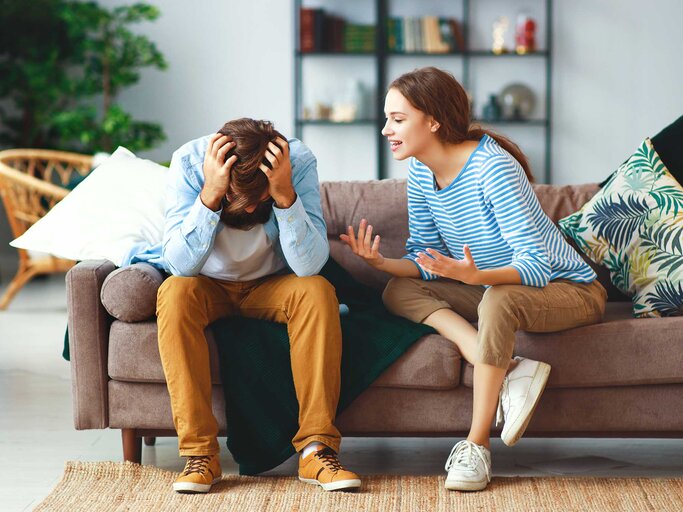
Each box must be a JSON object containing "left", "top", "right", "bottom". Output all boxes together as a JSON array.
[
  {"left": 298, "top": 446, "right": 361, "bottom": 491},
  {"left": 172, "top": 454, "right": 222, "bottom": 493}
]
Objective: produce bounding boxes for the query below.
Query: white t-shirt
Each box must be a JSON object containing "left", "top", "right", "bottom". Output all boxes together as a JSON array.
[{"left": 199, "top": 223, "right": 286, "bottom": 281}]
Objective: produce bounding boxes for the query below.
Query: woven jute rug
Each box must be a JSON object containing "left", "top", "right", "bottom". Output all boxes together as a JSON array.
[{"left": 35, "top": 461, "right": 683, "bottom": 512}]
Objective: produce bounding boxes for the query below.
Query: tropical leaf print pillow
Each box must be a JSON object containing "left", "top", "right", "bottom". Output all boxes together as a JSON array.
[{"left": 559, "top": 138, "right": 683, "bottom": 318}]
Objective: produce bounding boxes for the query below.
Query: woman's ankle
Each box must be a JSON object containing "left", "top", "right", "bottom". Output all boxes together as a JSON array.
[{"left": 466, "top": 435, "right": 490, "bottom": 449}]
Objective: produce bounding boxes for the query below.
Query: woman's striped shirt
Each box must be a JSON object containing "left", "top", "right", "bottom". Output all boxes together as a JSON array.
[{"left": 403, "top": 134, "right": 596, "bottom": 287}]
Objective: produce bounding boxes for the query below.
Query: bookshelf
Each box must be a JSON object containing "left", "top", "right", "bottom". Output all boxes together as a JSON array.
[{"left": 294, "top": 0, "right": 553, "bottom": 182}]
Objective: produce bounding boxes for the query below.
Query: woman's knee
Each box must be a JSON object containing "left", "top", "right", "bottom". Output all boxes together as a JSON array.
[
  {"left": 382, "top": 277, "right": 429, "bottom": 317},
  {"left": 478, "top": 286, "right": 518, "bottom": 320}
]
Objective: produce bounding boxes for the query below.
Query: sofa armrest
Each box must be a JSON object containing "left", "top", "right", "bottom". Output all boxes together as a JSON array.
[{"left": 66, "top": 259, "right": 117, "bottom": 429}]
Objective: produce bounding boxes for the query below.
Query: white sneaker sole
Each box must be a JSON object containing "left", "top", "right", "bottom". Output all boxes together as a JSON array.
[
  {"left": 173, "top": 477, "right": 222, "bottom": 494},
  {"left": 501, "top": 362, "right": 551, "bottom": 447},
  {"left": 299, "top": 476, "right": 361, "bottom": 491},
  {"left": 444, "top": 478, "right": 489, "bottom": 491}
]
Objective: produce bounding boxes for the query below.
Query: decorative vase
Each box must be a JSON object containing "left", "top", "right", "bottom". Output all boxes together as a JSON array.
[{"left": 482, "top": 94, "right": 502, "bottom": 121}]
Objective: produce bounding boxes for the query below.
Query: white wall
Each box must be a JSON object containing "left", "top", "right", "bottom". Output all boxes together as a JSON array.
[
  {"left": 552, "top": 0, "right": 683, "bottom": 184},
  {"left": 107, "top": 0, "right": 682, "bottom": 184},
  {"left": 108, "top": 0, "right": 295, "bottom": 162}
]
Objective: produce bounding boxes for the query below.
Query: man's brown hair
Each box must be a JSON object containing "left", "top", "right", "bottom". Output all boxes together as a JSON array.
[{"left": 216, "top": 118, "right": 285, "bottom": 229}]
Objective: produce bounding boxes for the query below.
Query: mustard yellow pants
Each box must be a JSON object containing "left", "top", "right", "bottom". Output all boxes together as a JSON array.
[{"left": 156, "top": 273, "right": 343, "bottom": 457}]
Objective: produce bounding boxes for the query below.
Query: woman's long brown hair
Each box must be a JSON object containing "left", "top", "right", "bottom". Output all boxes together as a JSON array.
[{"left": 389, "top": 67, "right": 534, "bottom": 182}]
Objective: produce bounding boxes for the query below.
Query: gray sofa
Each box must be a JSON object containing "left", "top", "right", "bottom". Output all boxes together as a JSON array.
[{"left": 66, "top": 179, "right": 683, "bottom": 463}]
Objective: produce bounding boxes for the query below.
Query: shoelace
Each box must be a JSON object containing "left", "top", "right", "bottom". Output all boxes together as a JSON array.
[
  {"left": 183, "top": 456, "right": 211, "bottom": 475},
  {"left": 444, "top": 441, "right": 491, "bottom": 482},
  {"left": 315, "top": 448, "right": 345, "bottom": 473},
  {"left": 496, "top": 375, "right": 510, "bottom": 427}
]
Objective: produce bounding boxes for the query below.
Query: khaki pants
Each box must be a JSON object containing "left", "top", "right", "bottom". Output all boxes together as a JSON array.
[
  {"left": 382, "top": 277, "right": 607, "bottom": 369},
  {"left": 156, "top": 273, "right": 342, "bottom": 457}
]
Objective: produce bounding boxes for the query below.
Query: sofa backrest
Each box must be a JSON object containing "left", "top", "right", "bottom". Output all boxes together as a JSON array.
[{"left": 320, "top": 179, "right": 627, "bottom": 301}]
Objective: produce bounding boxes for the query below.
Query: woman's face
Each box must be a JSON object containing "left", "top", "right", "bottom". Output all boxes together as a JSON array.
[{"left": 381, "top": 87, "right": 439, "bottom": 161}]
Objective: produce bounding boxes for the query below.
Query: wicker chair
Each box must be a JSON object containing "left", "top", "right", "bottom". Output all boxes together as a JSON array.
[{"left": 0, "top": 149, "right": 92, "bottom": 309}]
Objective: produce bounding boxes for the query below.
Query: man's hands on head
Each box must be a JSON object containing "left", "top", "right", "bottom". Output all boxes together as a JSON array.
[
  {"left": 200, "top": 133, "right": 296, "bottom": 213},
  {"left": 201, "top": 133, "right": 237, "bottom": 212},
  {"left": 259, "top": 137, "right": 297, "bottom": 209}
]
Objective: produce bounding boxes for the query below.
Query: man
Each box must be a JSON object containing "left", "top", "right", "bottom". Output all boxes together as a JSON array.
[{"left": 146, "top": 118, "right": 360, "bottom": 493}]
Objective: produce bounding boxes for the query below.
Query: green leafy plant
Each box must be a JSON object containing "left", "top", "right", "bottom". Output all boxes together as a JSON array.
[{"left": 0, "top": 0, "right": 167, "bottom": 153}]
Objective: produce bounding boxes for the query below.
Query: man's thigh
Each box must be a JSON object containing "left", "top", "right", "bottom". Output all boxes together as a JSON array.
[
  {"left": 158, "top": 274, "right": 241, "bottom": 324},
  {"left": 237, "top": 273, "right": 336, "bottom": 324}
]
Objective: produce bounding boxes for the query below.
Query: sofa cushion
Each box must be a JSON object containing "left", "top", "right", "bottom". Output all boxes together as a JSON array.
[
  {"left": 372, "top": 334, "right": 461, "bottom": 390},
  {"left": 10, "top": 147, "right": 167, "bottom": 266},
  {"left": 462, "top": 302, "right": 683, "bottom": 389},
  {"left": 108, "top": 322, "right": 462, "bottom": 391},
  {"left": 108, "top": 320, "right": 223, "bottom": 384},
  {"left": 101, "top": 263, "right": 164, "bottom": 322},
  {"left": 559, "top": 139, "right": 683, "bottom": 317}
]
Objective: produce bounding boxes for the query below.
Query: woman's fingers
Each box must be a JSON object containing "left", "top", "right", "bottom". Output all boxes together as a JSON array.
[
  {"left": 342, "top": 220, "right": 382, "bottom": 260},
  {"left": 371, "top": 235, "right": 381, "bottom": 255},
  {"left": 463, "top": 244, "right": 474, "bottom": 263},
  {"left": 346, "top": 225, "right": 358, "bottom": 253},
  {"left": 426, "top": 248, "right": 447, "bottom": 261},
  {"left": 357, "top": 219, "right": 367, "bottom": 249},
  {"left": 364, "top": 224, "right": 373, "bottom": 250}
]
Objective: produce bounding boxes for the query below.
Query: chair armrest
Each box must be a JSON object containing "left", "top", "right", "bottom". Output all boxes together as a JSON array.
[{"left": 66, "top": 259, "right": 117, "bottom": 429}]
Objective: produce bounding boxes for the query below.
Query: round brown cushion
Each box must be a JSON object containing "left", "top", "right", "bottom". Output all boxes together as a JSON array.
[{"left": 100, "top": 263, "right": 165, "bottom": 322}]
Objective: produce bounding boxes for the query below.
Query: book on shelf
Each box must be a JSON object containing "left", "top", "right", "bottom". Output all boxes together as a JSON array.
[
  {"left": 299, "top": 7, "right": 374, "bottom": 53},
  {"left": 387, "top": 16, "right": 466, "bottom": 53},
  {"left": 344, "top": 24, "right": 376, "bottom": 52},
  {"left": 300, "top": 8, "right": 315, "bottom": 52},
  {"left": 449, "top": 18, "right": 466, "bottom": 52}
]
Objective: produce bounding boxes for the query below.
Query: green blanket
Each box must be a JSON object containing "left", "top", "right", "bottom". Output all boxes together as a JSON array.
[{"left": 212, "top": 259, "right": 434, "bottom": 475}]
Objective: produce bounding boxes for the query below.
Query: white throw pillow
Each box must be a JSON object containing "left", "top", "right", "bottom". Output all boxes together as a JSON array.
[{"left": 10, "top": 147, "right": 167, "bottom": 267}]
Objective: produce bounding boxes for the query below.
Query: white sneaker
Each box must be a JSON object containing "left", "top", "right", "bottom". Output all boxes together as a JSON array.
[
  {"left": 496, "top": 356, "right": 551, "bottom": 447},
  {"left": 444, "top": 440, "right": 492, "bottom": 491}
]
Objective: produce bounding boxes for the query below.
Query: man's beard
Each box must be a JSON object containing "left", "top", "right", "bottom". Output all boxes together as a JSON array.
[{"left": 220, "top": 198, "right": 274, "bottom": 230}]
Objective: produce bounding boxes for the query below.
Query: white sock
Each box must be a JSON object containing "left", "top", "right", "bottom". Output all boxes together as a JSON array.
[{"left": 301, "top": 442, "right": 324, "bottom": 459}]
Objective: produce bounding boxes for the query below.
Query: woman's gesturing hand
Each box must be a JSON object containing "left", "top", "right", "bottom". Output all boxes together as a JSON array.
[
  {"left": 339, "top": 218, "right": 385, "bottom": 267},
  {"left": 415, "top": 245, "right": 481, "bottom": 284}
]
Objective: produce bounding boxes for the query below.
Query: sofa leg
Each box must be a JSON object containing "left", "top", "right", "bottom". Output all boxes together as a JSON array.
[
  {"left": 122, "top": 429, "right": 142, "bottom": 464},
  {"left": 144, "top": 436, "right": 156, "bottom": 446}
]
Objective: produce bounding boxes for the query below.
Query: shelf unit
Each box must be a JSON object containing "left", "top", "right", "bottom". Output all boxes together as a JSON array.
[{"left": 294, "top": 0, "right": 553, "bottom": 182}]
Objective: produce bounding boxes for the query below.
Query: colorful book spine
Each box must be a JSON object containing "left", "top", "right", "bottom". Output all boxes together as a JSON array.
[{"left": 300, "top": 8, "right": 315, "bottom": 52}]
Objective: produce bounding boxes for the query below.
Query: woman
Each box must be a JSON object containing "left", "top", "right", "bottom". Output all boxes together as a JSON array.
[{"left": 340, "top": 67, "right": 606, "bottom": 492}]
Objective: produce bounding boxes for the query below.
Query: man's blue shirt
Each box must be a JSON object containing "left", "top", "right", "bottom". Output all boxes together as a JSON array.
[{"left": 123, "top": 136, "right": 329, "bottom": 277}]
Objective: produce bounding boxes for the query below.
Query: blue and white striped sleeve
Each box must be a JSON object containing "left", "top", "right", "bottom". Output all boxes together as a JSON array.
[
  {"left": 402, "top": 161, "right": 449, "bottom": 280},
  {"left": 481, "top": 157, "right": 551, "bottom": 287}
]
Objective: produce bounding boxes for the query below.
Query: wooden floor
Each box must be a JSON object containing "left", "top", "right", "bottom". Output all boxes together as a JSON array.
[{"left": 1, "top": 275, "right": 682, "bottom": 512}]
